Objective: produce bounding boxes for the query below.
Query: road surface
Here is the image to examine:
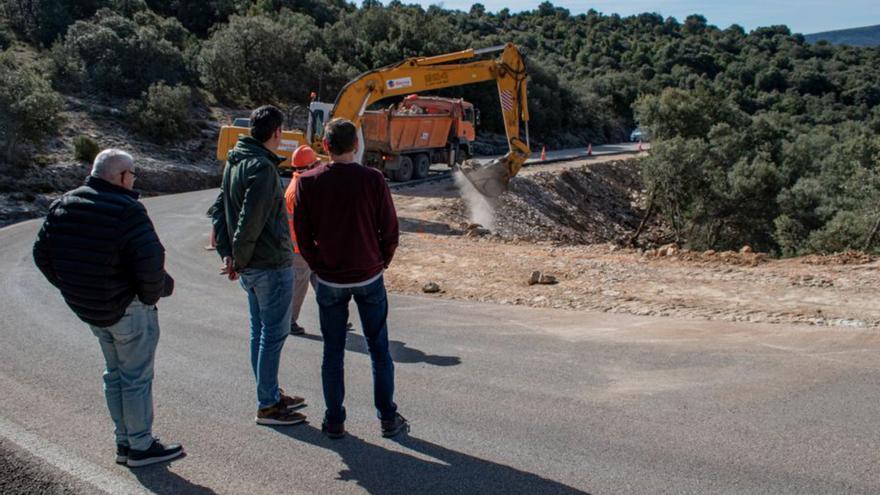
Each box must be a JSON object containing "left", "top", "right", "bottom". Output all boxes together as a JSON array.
[
  {"left": 476, "top": 142, "right": 647, "bottom": 165},
  {"left": 0, "top": 188, "right": 878, "bottom": 494},
  {"left": 388, "top": 142, "right": 646, "bottom": 189}
]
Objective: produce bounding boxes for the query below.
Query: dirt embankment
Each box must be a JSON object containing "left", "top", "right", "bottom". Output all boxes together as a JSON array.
[
  {"left": 0, "top": 96, "right": 226, "bottom": 227},
  {"left": 387, "top": 156, "right": 880, "bottom": 328}
]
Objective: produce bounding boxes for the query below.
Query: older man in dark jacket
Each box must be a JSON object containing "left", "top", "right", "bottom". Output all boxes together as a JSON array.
[{"left": 33, "top": 149, "right": 183, "bottom": 468}]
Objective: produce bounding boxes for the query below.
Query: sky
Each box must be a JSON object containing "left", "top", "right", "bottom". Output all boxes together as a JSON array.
[{"left": 412, "top": 1, "right": 880, "bottom": 34}]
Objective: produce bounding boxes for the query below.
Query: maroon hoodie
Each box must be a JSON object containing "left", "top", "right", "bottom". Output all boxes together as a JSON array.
[{"left": 293, "top": 161, "right": 399, "bottom": 284}]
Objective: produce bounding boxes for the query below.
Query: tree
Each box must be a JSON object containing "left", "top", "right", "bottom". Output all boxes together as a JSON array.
[
  {"left": 1, "top": 0, "right": 105, "bottom": 46},
  {"left": 0, "top": 54, "right": 63, "bottom": 164},
  {"left": 52, "top": 9, "right": 189, "bottom": 97},
  {"left": 198, "top": 13, "right": 323, "bottom": 105}
]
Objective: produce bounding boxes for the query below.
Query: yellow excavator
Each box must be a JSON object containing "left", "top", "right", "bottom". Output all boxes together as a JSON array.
[{"left": 216, "top": 42, "right": 530, "bottom": 197}]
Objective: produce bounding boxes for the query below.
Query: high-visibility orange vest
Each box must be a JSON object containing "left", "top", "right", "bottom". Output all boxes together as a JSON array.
[{"left": 284, "top": 171, "right": 302, "bottom": 254}]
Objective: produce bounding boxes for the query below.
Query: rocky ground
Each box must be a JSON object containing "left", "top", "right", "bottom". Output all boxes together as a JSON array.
[
  {"left": 386, "top": 156, "right": 880, "bottom": 328},
  {"left": 0, "top": 96, "right": 231, "bottom": 227}
]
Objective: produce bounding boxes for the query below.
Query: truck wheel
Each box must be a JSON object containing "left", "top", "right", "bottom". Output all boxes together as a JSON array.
[
  {"left": 392, "top": 156, "right": 413, "bottom": 182},
  {"left": 456, "top": 145, "right": 470, "bottom": 164},
  {"left": 412, "top": 153, "right": 430, "bottom": 179}
]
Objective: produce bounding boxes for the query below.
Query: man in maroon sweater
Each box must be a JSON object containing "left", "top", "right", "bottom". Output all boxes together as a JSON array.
[{"left": 293, "top": 118, "right": 408, "bottom": 439}]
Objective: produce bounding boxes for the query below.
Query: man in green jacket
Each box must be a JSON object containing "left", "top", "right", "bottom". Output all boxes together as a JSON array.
[{"left": 212, "top": 105, "right": 306, "bottom": 426}]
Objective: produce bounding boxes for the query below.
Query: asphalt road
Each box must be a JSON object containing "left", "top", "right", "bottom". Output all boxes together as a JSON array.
[
  {"left": 391, "top": 142, "right": 647, "bottom": 189},
  {"left": 475, "top": 142, "right": 648, "bottom": 165},
  {"left": 0, "top": 188, "right": 878, "bottom": 494}
]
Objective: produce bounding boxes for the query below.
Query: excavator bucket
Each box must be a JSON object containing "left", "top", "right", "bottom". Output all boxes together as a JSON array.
[{"left": 459, "top": 156, "right": 511, "bottom": 198}]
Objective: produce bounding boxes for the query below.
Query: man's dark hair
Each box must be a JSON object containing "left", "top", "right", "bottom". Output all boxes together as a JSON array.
[
  {"left": 250, "top": 105, "right": 284, "bottom": 143},
  {"left": 324, "top": 118, "right": 358, "bottom": 155}
]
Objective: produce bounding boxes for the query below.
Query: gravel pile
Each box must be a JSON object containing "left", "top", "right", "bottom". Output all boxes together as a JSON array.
[{"left": 470, "top": 160, "right": 664, "bottom": 245}]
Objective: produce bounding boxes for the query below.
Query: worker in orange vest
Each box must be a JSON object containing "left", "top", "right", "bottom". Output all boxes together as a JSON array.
[{"left": 284, "top": 145, "right": 321, "bottom": 335}]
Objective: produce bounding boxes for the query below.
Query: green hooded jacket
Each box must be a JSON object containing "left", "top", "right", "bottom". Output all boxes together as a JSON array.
[{"left": 212, "top": 136, "right": 293, "bottom": 270}]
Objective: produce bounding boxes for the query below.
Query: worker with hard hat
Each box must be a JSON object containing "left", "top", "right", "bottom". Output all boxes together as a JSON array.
[{"left": 284, "top": 145, "right": 321, "bottom": 335}]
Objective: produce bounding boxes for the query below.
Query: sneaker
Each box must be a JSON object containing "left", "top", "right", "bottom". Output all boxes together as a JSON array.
[
  {"left": 126, "top": 440, "right": 184, "bottom": 468},
  {"left": 278, "top": 388, "right": 306, "bottom": 410},
  {"left": 290, "top": 322, "right": 306, "bottom": 335},
  {"left": 116, "top": 444, "right": 129, "bottom": 465},
  {"left": 256, "top": 402, "right": 307, "bottom": 426},
  {"left": 380, "top": 413, "right": 410, "bottom": 438},
  {"left": 321, "top": 419, "right": 346, "bottom": 439}
]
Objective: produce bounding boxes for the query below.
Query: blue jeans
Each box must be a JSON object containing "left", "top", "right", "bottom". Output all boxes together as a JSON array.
[
  {"left": 89, "top": 300, "right": 159, "bottom": 451},
  {"left": 239, "top": 266, "right": 294, "bottom": 409},
  {"left": 315, "top": 275, "right": 397, "bottom": 423}
]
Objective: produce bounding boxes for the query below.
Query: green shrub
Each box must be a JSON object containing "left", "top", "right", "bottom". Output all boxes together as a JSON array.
[
  {"left": 73, "top": 135, "right": 99, "bottom": 163},
  {"left": 197, "top": 13, "right": 322, "bottom": 104},
  {"left": 640, "top": 113, "right": 880, "bottom": 255},
  {"left": 0, "top": 53, "right": 63, "bottom": 165},
  {"left": 1, "top": 0, "right": 103, "bottom": 46},
  {"left": 128, "top": 82, "right": 194, "bottom": 142},
  {"left": 52, "top": 9, "right": 189, "bottom": 97},
  {"left": 0, "top": 23, "right": 13, "bottom": 50}
]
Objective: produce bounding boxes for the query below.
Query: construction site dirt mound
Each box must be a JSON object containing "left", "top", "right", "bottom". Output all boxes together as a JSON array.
[
  {"left": 447, "top": 159, "right": 666, "bottom": 246},
  {"left": 388, "top": 155, "right": 880, "bottom": 329},
  {"left": 799, "top": 251, "right": 876, "bottom": 265}
]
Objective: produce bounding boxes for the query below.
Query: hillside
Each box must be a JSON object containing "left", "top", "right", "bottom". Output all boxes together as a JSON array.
[
  {"left": 0, "top": 1, "right": 878, "bottom": 254},
  {"left": 805, "top": 24, "right": 880, "bottom": 46}
]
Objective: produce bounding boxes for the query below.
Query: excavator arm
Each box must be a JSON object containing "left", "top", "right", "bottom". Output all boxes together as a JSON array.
[
  {"left": 329, "top": 43, "right": 530, "bottom": 197},
  {"left": 215, "top": 43, "right": 529, "bottom": 196}
]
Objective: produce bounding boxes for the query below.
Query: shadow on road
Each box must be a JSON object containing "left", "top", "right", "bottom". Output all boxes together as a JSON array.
[
  {"left": 277, "top": 424, "right": 590, "bottom": 495},
  {"left": 398, "top": 217, "right": 460, "bottom": 236},
  {"left": 130, "top": 454, "right": 218, "bottom": 495},
  {"left": 390, "top": 179, "right": 460, "bottom": 199},
  {"left": 293, "top": 332, "right": 461, "bottom": 367}
]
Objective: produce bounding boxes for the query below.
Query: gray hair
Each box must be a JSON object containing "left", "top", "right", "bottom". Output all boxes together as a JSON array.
[{"left": 91, "top": 149, "right": 134, "bottom": 180}]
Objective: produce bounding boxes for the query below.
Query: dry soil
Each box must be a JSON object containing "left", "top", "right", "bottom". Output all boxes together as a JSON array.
[{"left": 386, "top": 156, "right": 880, "bottom": 328}]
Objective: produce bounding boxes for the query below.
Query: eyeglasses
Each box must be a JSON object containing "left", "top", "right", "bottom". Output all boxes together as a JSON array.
[{"left": 121, "top": 169, "right": 137, "bottom": 180}]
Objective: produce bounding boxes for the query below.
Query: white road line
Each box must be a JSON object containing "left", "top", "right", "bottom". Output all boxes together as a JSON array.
[{"left": 0, "top": 417, "right": 150, "bottom": 495}]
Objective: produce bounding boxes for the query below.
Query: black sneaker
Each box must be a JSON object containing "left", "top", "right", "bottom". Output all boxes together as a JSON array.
[
  {"left": 116, "top": 444, "right": 129, "bottom": 465},
  {"left": 290, "top": 322, "right": 306, "bottom": 335},
  {"left": 380, "top": 413, "right": 410, "bottom": 438},
  {"left": 256, "top": 402, "right": 307, "bottom": 426},
  {"left": 127, "top": 440, "right": 184, "bottom": 468},
  {"left": 279, "top": 388, "right": 306, "bottom": 410},
  {"left": 321, "top": 420, "right": 346, "bottom": 439}
]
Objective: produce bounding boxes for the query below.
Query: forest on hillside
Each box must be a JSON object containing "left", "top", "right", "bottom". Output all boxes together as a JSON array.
[{"left": 1, "top": 0, "right": 878, "bottom": 255}]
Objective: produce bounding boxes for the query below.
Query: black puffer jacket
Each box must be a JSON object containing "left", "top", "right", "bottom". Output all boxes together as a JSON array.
[{"left": 33, "top": 176, "right": 173, "bottom": 327}]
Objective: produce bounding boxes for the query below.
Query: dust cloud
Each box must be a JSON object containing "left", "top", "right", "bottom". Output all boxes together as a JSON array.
[{"left": 453, "top": 170, "right": 496, "bottom": 230}]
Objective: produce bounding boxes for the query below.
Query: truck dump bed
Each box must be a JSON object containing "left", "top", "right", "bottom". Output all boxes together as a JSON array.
[{"left": 363, "top": 110, "right": 453, "bottom": 154}]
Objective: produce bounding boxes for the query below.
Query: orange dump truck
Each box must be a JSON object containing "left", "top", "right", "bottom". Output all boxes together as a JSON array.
[{"left": 362, "top": 95, "right": 477, "bottom": 182}]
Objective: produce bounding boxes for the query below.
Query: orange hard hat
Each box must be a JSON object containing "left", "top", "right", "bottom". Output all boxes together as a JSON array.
[{"left": 292, "top": 145, "right": 318, "bottom": 169}]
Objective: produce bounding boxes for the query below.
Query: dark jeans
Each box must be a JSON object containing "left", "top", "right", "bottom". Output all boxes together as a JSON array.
[{"left": 315, "top": 275, "right": 397, "bottom": 423}]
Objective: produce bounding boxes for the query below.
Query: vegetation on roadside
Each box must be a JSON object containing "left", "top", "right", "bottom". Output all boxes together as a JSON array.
[
  {"left": 0, "top": 52, "right": 63, "bottom": 165},
  {"left": 0, "top": 0, "right": 877, "bottom": 253},
  {"left": 128, "top": 82, "right": 196, "bottom": 142},
  {"left": 73, "top": 135, "right": 99, "bottom": 163}
]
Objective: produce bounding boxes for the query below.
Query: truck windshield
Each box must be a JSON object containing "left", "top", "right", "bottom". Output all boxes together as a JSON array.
[
  {"left": 311, "top": 110, "right": 325, "bottom": 138},
  {"left": 464, "top": 108, "right": 475, "bottom": 123}
]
